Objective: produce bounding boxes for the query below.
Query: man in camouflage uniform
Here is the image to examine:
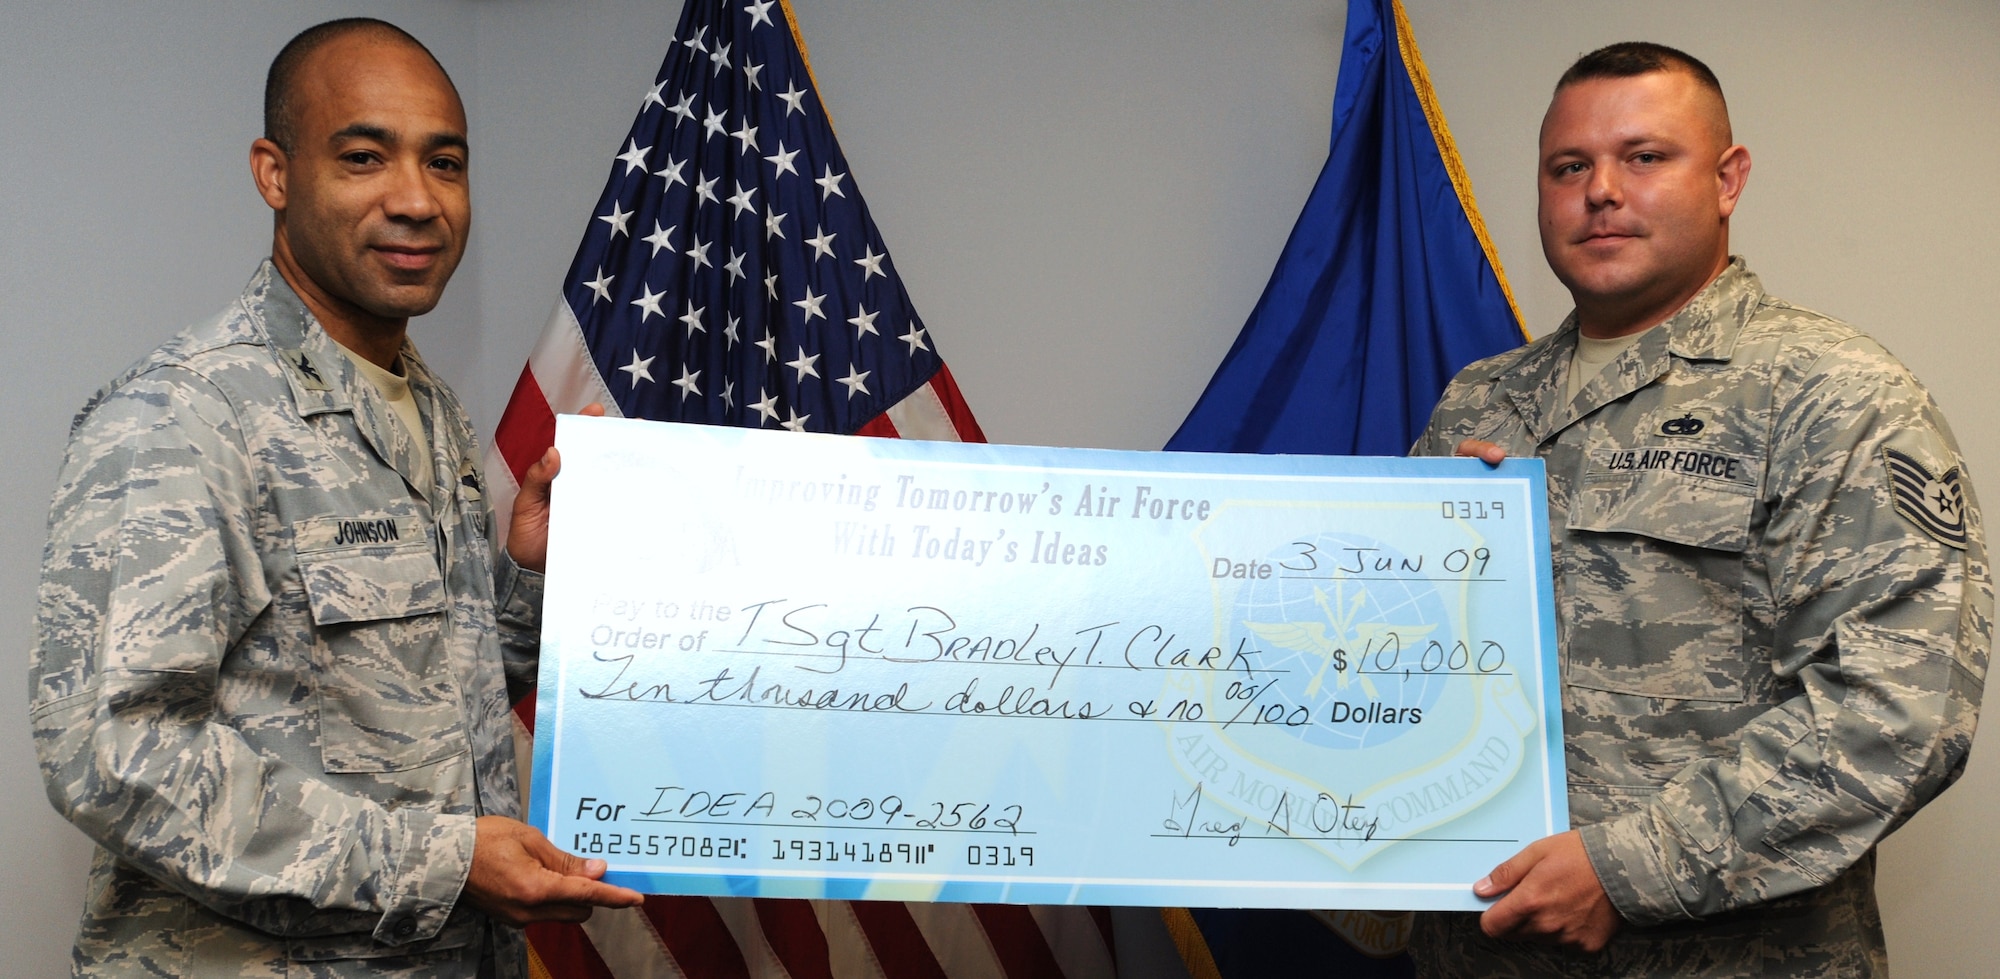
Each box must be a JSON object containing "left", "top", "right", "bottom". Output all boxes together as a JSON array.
[
  {"left": 28, "top": 19, "right": 640, "bottom": 977},
  {"left": 1410, "top": 43, "right": 1989, "bottom": 976}
]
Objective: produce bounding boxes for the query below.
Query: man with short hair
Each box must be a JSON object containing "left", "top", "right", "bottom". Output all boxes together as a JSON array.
[
  {"left": 1412, "top": 42, "right": 1988, "bottom": 975},
  {"left": 29, "top": 18, "right": 640, "bottom": 977}
]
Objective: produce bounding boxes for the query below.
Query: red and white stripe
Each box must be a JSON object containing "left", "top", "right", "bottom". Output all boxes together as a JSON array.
[{"left": 492, "top": 299, "right": 1106, "bottom": 979}]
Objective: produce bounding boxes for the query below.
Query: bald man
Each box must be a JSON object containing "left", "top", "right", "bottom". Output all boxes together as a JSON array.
[
  {"left": 30, "top": 19, "right": 637, "bottom": 978},
  {"left": 1410, "top": 43, "right": 1988, "bottom": 976}
]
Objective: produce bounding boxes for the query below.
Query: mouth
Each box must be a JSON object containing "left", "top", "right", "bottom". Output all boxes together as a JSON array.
[
  {"left": 371, "top": 243, "right": 445, "bottom": 271},
  {"left": 1576, "top": 229, "right": 1640, "bottom": 246}
]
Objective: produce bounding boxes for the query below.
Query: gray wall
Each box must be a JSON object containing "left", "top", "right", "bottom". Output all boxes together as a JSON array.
[{"left": 4, "top": 2, "right": 1994, "bottom": 975}]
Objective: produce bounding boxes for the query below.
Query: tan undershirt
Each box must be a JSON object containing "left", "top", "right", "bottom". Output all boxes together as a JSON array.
[
  {"left": 1566, "top": 330, "right": 1646, "bottom": 402},
  {"left": 335, "top": 345, "right": 435, "bottom": 501}
]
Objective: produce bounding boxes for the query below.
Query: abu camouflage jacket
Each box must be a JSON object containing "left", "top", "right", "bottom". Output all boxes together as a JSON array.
[
  {"left": 30, "top": 264, "right": 542, "bottom": 976},
  {"left": 1410, "top": 260, "right": 1990, "bottom": 978}
]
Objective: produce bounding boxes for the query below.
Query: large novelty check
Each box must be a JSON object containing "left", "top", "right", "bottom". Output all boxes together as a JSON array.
[{"left": 530, "top": 416, "right": 1565, "bottom": 910}]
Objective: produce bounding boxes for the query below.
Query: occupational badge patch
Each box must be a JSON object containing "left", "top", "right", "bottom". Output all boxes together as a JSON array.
[
  {"left": 1883, "top": 447, "right": 1968, "bottom": 549},
  {"left": 1657, "top": 410, "right": 1711, "bottom": 438}
]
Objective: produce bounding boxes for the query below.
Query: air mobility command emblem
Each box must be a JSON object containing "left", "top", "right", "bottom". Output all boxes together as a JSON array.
[{"left": 1883, "top": 446, "right": 1968, "bottom": 548}]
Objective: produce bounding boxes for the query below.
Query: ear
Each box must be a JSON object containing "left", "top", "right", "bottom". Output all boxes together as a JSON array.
[
  {"left": 250, "top": 138, "right": 289, "bottom": 212},
  {"left": 1715, "top": 144, "right": 1751, "bottom": 220}
]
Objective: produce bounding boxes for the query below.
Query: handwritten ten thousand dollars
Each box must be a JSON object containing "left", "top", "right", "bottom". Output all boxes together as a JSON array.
[{"left": 529, "top": 416, "right": 1566, "bottom": 911}]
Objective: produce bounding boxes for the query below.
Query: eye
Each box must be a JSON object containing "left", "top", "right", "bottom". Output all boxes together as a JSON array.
[
  {"left": 427, "top": 156, "right": 465, "bottom": 173},
  {"left": 339, "top": 150, "right": 382, "bottom": 167},
  {"left": 1633, "top": 151, "right": 1663, "bottom": 164},
  {"left": 1554, "top": 161, "right": 1586, "bottom": 177}
]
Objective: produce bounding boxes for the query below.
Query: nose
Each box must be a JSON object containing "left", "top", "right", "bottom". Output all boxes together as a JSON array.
[
  {"left": 1585, "top": 163, "right": 1621, "bottom": 210},
  {"left": 382, "top": 159, "right": 445, "bottom": 223}
]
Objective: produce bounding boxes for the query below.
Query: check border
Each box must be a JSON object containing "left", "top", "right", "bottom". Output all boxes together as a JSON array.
[{"left": 530, "top": 417, "right": 1566, "bottom": 911}]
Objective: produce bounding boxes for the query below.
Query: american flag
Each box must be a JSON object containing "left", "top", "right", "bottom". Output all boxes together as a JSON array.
[{"left": 485, "top": 2, "right": 1115, "bottom": 976}]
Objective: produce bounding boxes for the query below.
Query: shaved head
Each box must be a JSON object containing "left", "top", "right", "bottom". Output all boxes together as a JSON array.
[
  {"left": 1554, "top": 41, "right": 1731, "bottom": 145},
  {"left": 264, "top": 18, "right": 456, "bottom": 154}
]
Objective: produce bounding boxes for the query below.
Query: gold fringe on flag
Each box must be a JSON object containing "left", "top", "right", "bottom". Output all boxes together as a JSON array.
[
  {"left": 1389, "top": 0, "right": 1530, "bottom": 340},
  {"left": 1160, "top": 907, "right": 1227, "bottom": 979}
]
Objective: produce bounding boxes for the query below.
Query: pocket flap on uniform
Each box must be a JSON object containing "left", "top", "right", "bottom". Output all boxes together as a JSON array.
[
  {"left": 285, "top": 913, "right": 480, "bottom": 962},
  {"left": 1572, "top": 445, "right": 1760, "bottom": 552},
  {"left": 294, "top": 515, "right": 444, "bottom": 625}
]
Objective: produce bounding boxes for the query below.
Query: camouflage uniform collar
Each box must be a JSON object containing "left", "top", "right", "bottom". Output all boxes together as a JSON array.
[
  {"left": 245, "top": 260, "right": 312, "bottom": 349},
  {"left": 1657, "top": 256, "right": 1762, "bottom": 363},
  {"left": 244, "top": 261, "right": 448, "bottom": 510},
  {"left": 240, "top": 261, "right": 350, "bottom": 416},
  {"left": 1532, "top": 257, "right": 1761, "bottom": 363},
  {"left": 1492, "top": 257, "right": 1763, "bottom": 443},
  {"left": 245, "top": 260, "right": 440, "bottom": 408}
]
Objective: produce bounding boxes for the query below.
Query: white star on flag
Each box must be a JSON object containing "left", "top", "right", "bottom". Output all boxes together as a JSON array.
[
  {"left": 777, "top": 78, "right": 807, "bottom": 116},
  {"left": 855, "top": 246, "right": 886, "bottom": 279},
  {"left": 616, "top": 138, "right": 650, "bottom": 175},
  {"left": 618, "top": 349, "right": 654, "bottom": 385},
  {"left": 629, "top": 283, "right": 665, "bottom": 321},
  {"left": 765, "top": 141, "right": 799, "bottom": 177},
  {"left": 655, "top": 154, "right": 688, "bottom": 188},
  {"left": 641, "top": 221, "right": 675, "bottom": 257},
  {"left": 785, "top": 346, "right": 820, "bottom": 381},
  {"left": 582, "top": 267, "right": 614, "bottom": 303},
  {"left": 805, "top": 226, "right": 836, "bottom": 259},
  {"left": 837, "top": 364, "right": 870, "bottom": 398},
  {"left": 597, "top": 201, "right": 632, "bottom": 237},
  {"left": 750, "top": 389, "right": 779, "bottom": 423},
  {"left": 792, "top": 285, "right": 825, "bottom": 322},
  {"left": 815, "top": 164, "right": 846, "bottom": 200},
  {"left": 671, "top": 364, "right": 701, "bottom": 399}
]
